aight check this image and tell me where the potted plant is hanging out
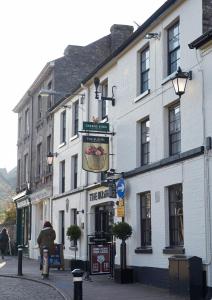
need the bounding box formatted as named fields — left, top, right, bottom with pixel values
left=112, top=221, right=134, bottom=283
left=66, top=224, right=81, bottom=270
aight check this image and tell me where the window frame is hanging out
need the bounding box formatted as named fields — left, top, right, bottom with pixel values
left=167, top=21, right=180, bottom=75
left=140, top=46, right=150, bottom=94
left=140, top=192, right=151, bottom=247
left=60, top=110, right=66, bottom=143
left=169, top=102, right=181, bottom=156
left=168, top=184, right=183, bottom=247
left=24, top=108, right=29, bottom=135
left=37, top=95, right=42, bottom=120
left=140, top=118, right=150, bottom=166
left=60, top=160, right=65, bottom=193
left=73, top=100, right=79, bottom=136
left=101, top=81, right=108, bottom=120
left=72, top=154, right=78, bottom=189
left=23, top=153, right=29, bottom=183
left=37, top=143, right=42, bottom=178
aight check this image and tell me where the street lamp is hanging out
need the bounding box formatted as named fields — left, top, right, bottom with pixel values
left=46, top=152, right=57, bottom=165
left=94, top=77, right=116, bottom=106
left=172, top=67, right=192, bottom=98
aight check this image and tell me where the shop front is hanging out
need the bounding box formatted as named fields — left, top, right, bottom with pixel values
left=13, top=191, right=31, bottom=255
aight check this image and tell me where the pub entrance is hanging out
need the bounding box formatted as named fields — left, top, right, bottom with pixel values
left=87, top=201, right=115, bottom=276
left=94, top=202, right=114, bottom=236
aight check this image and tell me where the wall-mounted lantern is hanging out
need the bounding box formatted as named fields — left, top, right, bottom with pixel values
left=94, top=77, right=116, bottom=106
left=172, top=67, right=192, bottom=98
left=46, top=152, right=57, bottom=165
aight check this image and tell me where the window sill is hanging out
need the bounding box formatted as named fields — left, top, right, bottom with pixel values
left=100, top=116, right=108, bottom=123
left=69, top=246, right=78, bottom=251
left=163, top=247, right=185, bottom=255
left=135, top=247, right=152, bottom=254
left=70, top=134, right=78, bottom=142
left=161, top=71, right=177, bottom=86
left=58, top=142, right=66, bottom=149
left=134, top=89, right=150, bottom=103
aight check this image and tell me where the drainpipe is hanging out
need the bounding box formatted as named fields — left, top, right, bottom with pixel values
left=85, top=84, right=90, bottom=269
left=195, top=49, right=212, bottom=290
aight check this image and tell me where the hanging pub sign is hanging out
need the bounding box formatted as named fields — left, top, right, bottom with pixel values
left=90, top=244, right=111, bottom=275
left=82, top=136, right=109, bottom=173
left=83, top=121, right=109, bottom=132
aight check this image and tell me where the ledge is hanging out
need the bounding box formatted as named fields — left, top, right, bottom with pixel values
left=70, top=134, right=78, bottom=142
left=134, top=89, right=150, bottom=103
left=135, top=247, right=153, bottom=254
left=163, top=247, right=185, bottom=255
left=58, top=142, right=66, bottom=149
left=124, top=146, right=204, bottom=179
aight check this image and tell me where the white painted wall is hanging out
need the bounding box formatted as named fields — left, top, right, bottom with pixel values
left=51, top=0, right=212, bottom=286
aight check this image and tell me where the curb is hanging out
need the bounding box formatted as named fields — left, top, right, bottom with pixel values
left=0, top=274, right=71, bottom=300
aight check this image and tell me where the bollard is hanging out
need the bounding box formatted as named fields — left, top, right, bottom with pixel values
left=17, top=245, right=23, bottom=276
left=42, top=248, right=49, bottom=278
left=72, top=268, right=84, bottom=300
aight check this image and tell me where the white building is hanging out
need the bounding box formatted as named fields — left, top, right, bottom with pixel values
left=51, top=0, right=212, bottom=296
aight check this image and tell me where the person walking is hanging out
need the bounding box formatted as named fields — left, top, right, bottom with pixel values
left=37, top=221, right=56, bottom=269
left=0, top=228, right=9, bottom=259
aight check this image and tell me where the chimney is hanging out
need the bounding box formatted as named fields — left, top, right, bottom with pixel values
left=64, top=45, right=83, bottom=56
left=110, top=24, right=134, bottom=52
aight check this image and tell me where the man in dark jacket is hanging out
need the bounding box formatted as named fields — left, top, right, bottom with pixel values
left=0, top=228, right=9, bottom=259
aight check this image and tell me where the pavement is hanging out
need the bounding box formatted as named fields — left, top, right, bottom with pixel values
left=0, top=256, right=189, bottom=300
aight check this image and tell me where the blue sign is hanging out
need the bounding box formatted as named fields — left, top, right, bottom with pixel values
left=116, top=178, right=125, bottom=198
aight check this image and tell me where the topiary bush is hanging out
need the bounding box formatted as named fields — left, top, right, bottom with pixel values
left=112, top=222, right=132, bottom=241
left=66, top=224, right=81, bottom=242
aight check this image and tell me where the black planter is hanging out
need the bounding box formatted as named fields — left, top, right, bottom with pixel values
left=70, top=259, right=82, bottom=271
left=114, top=268, right=134, bottom=284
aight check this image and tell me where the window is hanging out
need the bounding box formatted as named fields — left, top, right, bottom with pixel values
left=168, top=184, right=183, bottom=247
left=60, top=160, right=65, bottom=193
left=47, top=135, right=51, bottom=154
left=18, top=117, right=22, bottom=139
left=59, top=210, right=65, bottom=245
left=168, top=22, right=180, bottom=75
left=72, top=100, right=79, bottom=136
left=140, top=47, right=150, bottom=93
left=24, top=153, right=29, bottom=183
left=47, top=135, right=52, bottom=172
left=71, top=208, right=77, bottom=225
left=60, top=110, right=66, bottom=143
left=24, top=109, right=29, bottom=135
left=101, top=81, right=108, bottom=119
left=37, top=143, right=42, bottom=178
left=72, top=155, right=78, bottom=189
left=47, top=81, right=52, bottom=110
left=17, top=159, right=21, bottom=189
left=141, top=118, right=150, bottom=166
left=38, top=95, right=42, bottom=120
left=169, top=103, right=181, bottom=155
left=71, top=209, right=77, bottom=246
left=140, top=192, right=151, bottom=247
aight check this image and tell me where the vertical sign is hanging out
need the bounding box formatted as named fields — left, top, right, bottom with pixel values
left=90, top=244, right=111, bottom=274
left=82, top=136, right=109, bottom=173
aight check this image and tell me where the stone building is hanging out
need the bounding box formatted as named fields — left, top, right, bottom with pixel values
left=12, top=24, right=134, bottom=258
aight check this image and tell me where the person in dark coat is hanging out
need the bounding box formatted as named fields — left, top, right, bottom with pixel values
left=37, top=221, right=56, bottom=256
left=0, top=228, right=9, bottom=259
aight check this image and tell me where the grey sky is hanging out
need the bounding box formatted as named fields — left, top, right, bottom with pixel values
left=0, top=0, right=165, bottom=171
